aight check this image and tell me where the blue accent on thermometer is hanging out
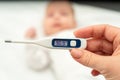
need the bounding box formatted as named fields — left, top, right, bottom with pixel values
left=52, top=39, right=81, bottom=48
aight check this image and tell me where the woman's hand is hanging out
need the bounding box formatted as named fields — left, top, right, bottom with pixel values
left=70, top=24, right=120, bottom=80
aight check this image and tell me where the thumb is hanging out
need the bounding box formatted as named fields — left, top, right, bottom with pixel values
left=70, top=49, right=106, bottom=70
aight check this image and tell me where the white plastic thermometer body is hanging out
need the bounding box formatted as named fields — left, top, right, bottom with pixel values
left=5, top=37, right=87, bottom=49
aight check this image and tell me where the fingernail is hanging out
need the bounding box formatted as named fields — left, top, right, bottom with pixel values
left=71, top=49, right=82, bottom=59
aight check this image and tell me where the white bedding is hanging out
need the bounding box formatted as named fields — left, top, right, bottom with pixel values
left=0, top=2, right=120, bottom=80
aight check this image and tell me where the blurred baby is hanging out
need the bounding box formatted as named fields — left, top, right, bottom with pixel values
left=24, top=1, right=77, bottom=70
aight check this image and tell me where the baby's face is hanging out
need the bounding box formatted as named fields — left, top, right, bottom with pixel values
left=43, top=2, right=76, bottom=36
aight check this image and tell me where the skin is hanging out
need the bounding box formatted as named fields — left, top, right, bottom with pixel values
left=25, top=27, right=36, bottom=39
left=70, top=24, right=120, bottom=80
left=25, top=2, right=76, bottom=38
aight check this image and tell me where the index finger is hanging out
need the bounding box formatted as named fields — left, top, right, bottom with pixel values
left=74, top=24, right=120, bottom=42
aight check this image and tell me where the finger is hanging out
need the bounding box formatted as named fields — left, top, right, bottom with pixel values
left=87, top=38, right=113, bottom=54
left=74, top=24, right=120, bottom=42
left=113, top=34, right=120, bottom=51
left=91, top=69, right=100, bottom=76
left=70, top=48, right=108, bottom=70
left=113, top=45, right=120, bottom=56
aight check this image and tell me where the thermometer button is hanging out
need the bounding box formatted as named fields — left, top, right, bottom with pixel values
left=70, top=40, right=76, bottom=47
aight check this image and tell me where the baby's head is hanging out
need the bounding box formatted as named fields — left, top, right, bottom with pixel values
left=43, top=1, right=76, bottom=36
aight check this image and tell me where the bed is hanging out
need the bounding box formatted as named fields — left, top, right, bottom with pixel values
left=0, top=2, right=120, bottom=80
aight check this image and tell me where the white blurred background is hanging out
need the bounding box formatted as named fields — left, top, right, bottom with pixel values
left=0, top=1, right=120, bottom=80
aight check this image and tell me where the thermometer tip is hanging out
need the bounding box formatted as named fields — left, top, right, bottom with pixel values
left=5, top=40, right=12, bottom=43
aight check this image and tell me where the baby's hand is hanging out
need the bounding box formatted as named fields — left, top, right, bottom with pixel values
left=25, top=27, right=36, bottom=39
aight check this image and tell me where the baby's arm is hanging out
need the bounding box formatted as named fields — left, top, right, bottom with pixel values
left=24, top=27, right=51, bottom=70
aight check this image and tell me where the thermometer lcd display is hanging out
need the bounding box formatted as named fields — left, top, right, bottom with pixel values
left=54, top=40, right=68, bottom=47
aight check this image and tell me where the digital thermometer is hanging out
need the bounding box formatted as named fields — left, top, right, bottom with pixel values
left=5, top=37, right=87, bottom=49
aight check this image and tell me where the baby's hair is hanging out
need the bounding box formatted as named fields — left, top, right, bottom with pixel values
left=47, top=0, right=74, bottom=15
